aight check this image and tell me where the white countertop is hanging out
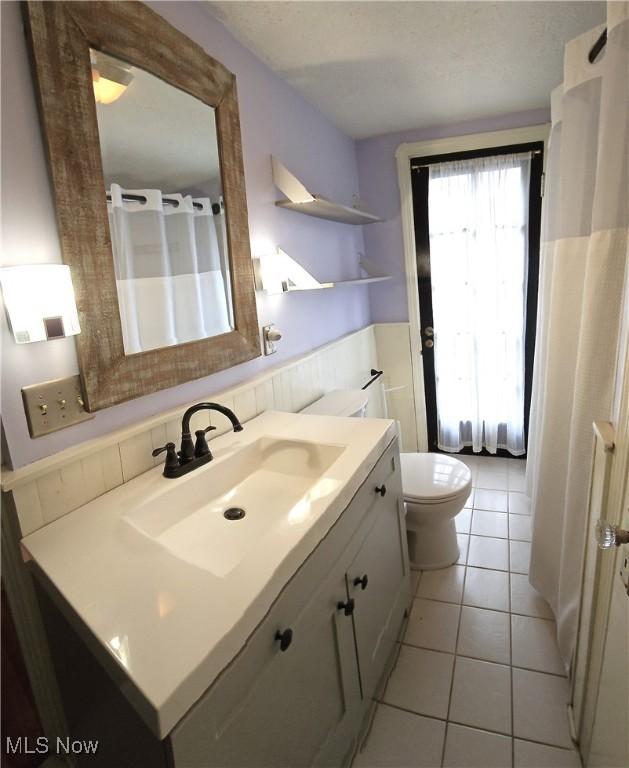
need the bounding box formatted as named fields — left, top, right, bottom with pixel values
left=23, top=411, right=396, bottom=738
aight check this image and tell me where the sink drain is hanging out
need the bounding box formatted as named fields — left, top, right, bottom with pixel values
left=224, top=507, right=246, bottom=521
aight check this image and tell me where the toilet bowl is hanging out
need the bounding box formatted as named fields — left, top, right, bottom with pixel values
left=301, top=389, right=472, bottom=569
left=400, top=452, right=471, bottom=570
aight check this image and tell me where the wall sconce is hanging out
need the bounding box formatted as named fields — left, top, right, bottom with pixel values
left=0, top=264, right=81, bottom=343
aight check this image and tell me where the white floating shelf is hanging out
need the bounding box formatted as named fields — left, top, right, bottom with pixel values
left=280, top=273, right=391, bottom=292
left=271, top=156, right=383, bottom=225
left=275, top=196, right=383, bottom=225
left=254, top=249, right=391, bottom=295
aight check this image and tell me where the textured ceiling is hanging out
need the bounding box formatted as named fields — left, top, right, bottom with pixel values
left=207, top=1, right=605, bottom=139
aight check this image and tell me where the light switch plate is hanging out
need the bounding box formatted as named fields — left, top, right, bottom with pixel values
left=22, top=375, right=94, bottom=438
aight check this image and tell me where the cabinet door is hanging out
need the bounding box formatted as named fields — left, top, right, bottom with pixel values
left=347, top=461, right=410, bottom=700
left=171, top=567, right=360, bottom=768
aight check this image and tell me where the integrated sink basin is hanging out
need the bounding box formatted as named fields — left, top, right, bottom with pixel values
left=21, top=410, right=398, bottom=736
left=125, top=436, right=346, bottom=576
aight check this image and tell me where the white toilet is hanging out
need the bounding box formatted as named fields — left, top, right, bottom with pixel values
left=301, top=389, right=472, bottom=570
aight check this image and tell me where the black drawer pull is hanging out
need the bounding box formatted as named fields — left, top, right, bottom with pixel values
left=375, top=484, right=387, bottom=497
left=337, top=598, right=355, bottom=616
left=275, top=628, right=293, bottom=651
left=353, top=574, right=369, bottom=590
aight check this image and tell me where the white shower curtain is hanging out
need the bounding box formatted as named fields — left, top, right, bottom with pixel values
left=108, top=183, right=231, bottom=354
left=527, top=2, right=628, bottom=669
left=428, top=153, right=530, bottom=455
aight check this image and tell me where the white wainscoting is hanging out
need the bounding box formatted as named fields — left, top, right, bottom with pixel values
left=374, top=322, right=421, bottom=452
left=3, top=323, right=416, bottom=538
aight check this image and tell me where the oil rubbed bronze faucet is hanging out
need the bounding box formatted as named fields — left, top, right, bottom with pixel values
left=152, top=402, right=243, bottom=478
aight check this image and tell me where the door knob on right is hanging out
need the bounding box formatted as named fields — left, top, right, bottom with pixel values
left=595, top=520, right=629, bottom=550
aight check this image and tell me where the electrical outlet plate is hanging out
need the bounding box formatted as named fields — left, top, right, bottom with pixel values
left=22, top=375, right=94, bottom=438
left=262, top=324, right=278, bottom=356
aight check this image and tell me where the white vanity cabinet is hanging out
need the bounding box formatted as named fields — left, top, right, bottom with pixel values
left=34, top=437, right=410, bottom=768
left=170, top=438, right=410, bottom=768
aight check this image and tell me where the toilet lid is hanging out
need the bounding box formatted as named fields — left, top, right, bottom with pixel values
left=400, top=453, right=471, bottom=502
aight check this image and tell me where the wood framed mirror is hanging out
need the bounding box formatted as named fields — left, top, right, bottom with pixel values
left=24, top=1, right=260, bottom=411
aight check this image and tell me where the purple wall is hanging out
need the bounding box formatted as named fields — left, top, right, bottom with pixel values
left=1, top=1, right=369, bottom=469
left=356, top=109, right=550, bottom=322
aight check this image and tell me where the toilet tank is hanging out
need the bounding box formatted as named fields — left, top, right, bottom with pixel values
left=300, top=389, right=369, bottom=418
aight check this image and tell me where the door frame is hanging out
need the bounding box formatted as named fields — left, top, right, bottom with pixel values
left=573, top=338, right=629, bottom=763
left=395, top=124, right=550, bottom=452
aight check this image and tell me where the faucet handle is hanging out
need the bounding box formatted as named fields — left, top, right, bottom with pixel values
left=151, top=442, right=179, bottom=470
left=194, top=426, right=216, bottom=458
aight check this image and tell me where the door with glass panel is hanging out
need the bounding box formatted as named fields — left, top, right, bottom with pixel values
left=411, top=144, right=543, bottom=456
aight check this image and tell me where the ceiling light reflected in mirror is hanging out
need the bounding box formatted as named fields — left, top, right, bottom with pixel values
left=91, top=50, right=133, bottom=105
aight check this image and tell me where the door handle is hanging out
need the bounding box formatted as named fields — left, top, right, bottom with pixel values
left=595, top=520, right=629, bottom=550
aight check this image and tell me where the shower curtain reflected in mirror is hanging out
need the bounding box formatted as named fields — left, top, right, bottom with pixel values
left=107, top=183, right=232, bottom=355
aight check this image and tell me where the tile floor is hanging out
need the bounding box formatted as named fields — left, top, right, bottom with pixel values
left=355, top=456, right=581, bottom=768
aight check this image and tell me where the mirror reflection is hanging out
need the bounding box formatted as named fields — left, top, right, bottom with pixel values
left=91, top=49, right=233, bottom=355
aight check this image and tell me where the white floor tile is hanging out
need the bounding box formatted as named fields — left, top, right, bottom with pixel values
left=383, top=645, right=454, bottom=719
left=464, top=490, right=475, bottom=509
left=410, top=570, right=421, bottom=595
left=457, top=534, right=470, bottom=564
left=458, top=456, right=479, bottom=476
left=511, top=615, right=565, bottom=675
left=467, top=536, right=509, bottom=571
left=474, top=489, right=509, bottom=513
left=476, top=456, right=509, bottom=469
left=508, top=492, right=531, bottom=516
left=508, top=472, right=526, bottom=493
left=456, top=508, right=472, bottom=533
left=449, top=657, right=512, bottom=734
left=354, top=703, right=446, bottom=768
left=417, top=565, right=466, bottom=604
left=476, top=470, right=509, bottom=491
left=443, top=723, right=512, bottom=768
left=457, top=606, right=511, bottom=665
left=477, top=457, right=510, bottom=471
left=463, top=568, right=510, bottom=612
left=512, top=668, right=572, bottom=748
left=509, top=541, right=531, bottom=575
left=471, top=510, right=509, bottom=538
left=510, top=574, right=553, bottom=619
left=509, top=515, right=532, bottom=542
left=513, top=740, right=580, bottom=768
left=405, top=599, right=460, bottom=653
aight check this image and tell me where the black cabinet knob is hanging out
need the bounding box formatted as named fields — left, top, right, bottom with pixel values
left=337, top=598, right=355, bottom=617
left=353, top=574, right=369, bottom=590
left=375, top=484, right=387, bottom=497
left=275, top=628, right=293, bottom=651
